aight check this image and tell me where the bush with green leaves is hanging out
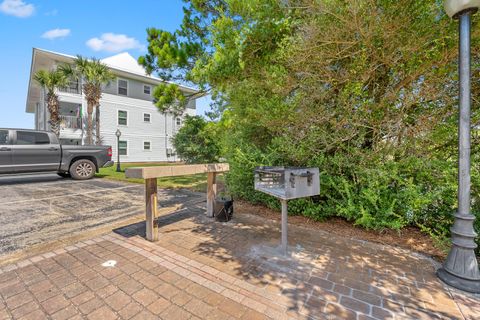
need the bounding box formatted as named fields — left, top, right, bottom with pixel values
left=172, top=115, right=221, bottom=163
left=141, top=0, right=480, bottom=253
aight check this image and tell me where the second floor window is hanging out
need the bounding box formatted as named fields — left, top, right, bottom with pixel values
left=143, top=113, right=151, bottom=123
left=118, top=110, right=128, bottom=125
left=143, top=85, right=151, bottom=95
left=118, top=79, right=128, bottom=96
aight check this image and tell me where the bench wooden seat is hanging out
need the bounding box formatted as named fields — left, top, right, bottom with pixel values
left=125, top=163, right=229, bottom=241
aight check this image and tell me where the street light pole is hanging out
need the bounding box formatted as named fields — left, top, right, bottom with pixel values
left=116, top=129, right=122, bottom=172
left=437, top=0, right=480, bottom=293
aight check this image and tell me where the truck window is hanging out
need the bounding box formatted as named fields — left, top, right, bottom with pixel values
left=0, top=130, right=8, bottom=145
left=16, top=131, right=50, bottom=145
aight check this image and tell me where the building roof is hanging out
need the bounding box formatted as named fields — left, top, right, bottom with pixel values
left=26, top=48, right=200, bottom=113
left=100, top=52, right=148, bottom=76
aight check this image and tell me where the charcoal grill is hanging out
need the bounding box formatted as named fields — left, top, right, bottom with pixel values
left=254, top=166, right=320, bottom=255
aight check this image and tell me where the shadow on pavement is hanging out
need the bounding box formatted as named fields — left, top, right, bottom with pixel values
left=112, top=201, right=475, bottom=319
left=0, top=173, right=65, bottom=185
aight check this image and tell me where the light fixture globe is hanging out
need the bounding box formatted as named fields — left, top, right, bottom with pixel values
left=115, top=129, right=121, bottom=138
left=444, top=0, right=480, bottom=18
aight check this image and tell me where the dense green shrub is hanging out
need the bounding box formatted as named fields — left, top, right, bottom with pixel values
left=226, top=140, right=480, bottom=252
left=141, top=0, right=480, bottom=253
left=171, top=115, right=221, bottom=163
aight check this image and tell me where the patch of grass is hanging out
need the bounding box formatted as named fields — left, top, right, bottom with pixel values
left=96, top=162, right=224, bottom=192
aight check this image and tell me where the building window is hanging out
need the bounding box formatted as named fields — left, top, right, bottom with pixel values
left=143, top=141, right=151, bottom=151
left=143, top=85, right=151, bottom=95
left=118, top=79, right=128, bottom=96
left=176, top=117, right=181, bottom=126
left=118, top=110, right=128, bottom=125
left=118, top=140, right=128, bottom=156
left=143, top=113, right=151, bottom=123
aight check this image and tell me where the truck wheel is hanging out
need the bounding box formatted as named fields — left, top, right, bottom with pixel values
left=57, top=172, right=71, bottom=178
left=70, top=159, right=96, bottom=180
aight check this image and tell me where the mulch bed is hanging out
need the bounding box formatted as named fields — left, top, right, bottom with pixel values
left=234, top=200, right=447, bottom=261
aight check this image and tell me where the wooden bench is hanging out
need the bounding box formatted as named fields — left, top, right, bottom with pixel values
left=125, top=163, right=230, bottom=241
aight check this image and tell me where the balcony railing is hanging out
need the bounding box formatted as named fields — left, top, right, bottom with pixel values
left=59, top=115, right=82, bottom=130
left=59, top=81, right=81, bottom=94
left=58, top=86, right=81, bottom=94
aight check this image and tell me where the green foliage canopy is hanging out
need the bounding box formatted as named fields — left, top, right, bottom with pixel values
left=142, top=0, right=480, bottom=252
left=172, top=115, right=221, bottom=163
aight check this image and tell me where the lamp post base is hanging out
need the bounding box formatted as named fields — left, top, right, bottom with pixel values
left=437, top=267, right=480, bottom=294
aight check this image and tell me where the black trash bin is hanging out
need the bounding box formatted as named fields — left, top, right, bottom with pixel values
left=213, top=197, right=233, bottom=222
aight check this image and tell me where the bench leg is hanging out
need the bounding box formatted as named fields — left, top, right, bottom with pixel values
left=281, top=199, right=288, bottom=256
left=206, top=172, right=217, bottom=217
left=145, top=178, right=158, bottom=241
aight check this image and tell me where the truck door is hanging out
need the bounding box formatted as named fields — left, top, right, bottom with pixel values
left=0, top=129, right=12, bottom=173
left=12, top=130, right=61, bottom=173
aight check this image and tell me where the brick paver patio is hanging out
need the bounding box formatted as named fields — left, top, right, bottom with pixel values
left=0, top=201, right=479, bottom=319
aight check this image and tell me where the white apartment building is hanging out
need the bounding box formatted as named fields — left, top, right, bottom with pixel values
left=25, top=48, right=199, bottom=162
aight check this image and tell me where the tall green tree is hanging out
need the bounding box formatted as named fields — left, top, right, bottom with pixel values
left=60, top=57, right=114, bottom=145
left=33, top=69, right=70, bottom=137
left=140, top=0, right=480, bottom=249
left=171, top=115, right=220, bottom=163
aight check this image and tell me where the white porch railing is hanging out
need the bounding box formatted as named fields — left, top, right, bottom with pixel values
left=58, top=80, right=81, bottom=94
left=59, top=115, right=82, bottom=130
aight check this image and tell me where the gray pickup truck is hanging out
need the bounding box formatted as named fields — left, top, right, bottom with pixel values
left=0, top=129, right=113, bottom=180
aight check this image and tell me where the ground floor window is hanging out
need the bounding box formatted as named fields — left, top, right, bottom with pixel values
left=118, top=140, right=128, bottom=155
left=143, top=141, right=151, bottom=151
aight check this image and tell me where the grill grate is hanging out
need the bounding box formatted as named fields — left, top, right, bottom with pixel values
left=254, top=166, right=319, bottom=200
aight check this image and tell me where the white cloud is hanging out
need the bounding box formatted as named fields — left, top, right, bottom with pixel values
left=86, top=33, right=144, bottom=53
left=41, top=28, right=71, bottom=40
left=0, top=0, right=34, bottom=18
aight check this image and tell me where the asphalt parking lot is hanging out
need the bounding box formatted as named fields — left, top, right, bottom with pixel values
left=0, top=174, right=203, bottom=258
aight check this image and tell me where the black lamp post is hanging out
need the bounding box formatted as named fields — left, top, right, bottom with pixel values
left=437, top=0, right=480, bottom=294
left=115, top=129, right=122, bottom=172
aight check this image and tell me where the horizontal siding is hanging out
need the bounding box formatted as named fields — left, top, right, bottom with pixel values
left=103, top=77, right=154, bottom=102
left=99, top=94, right=180, bottom=162
left=50, top=90, right=195, bottom=163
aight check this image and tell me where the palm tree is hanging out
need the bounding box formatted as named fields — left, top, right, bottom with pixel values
left=33, top=69, right=70, bottom=137
left=60, top=56, right=114, bottom=145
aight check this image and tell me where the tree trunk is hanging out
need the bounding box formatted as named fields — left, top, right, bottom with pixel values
left=86, top=102, right=93, bottom=145
left=95, top=105, right=101, bottom=145
left=47, top=93, right=60, bottom=138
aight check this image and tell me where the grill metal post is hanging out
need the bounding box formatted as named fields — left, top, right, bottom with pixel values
left=437, top=7, right=480, bottom=293
left=254, top=166, right=320, bottom=256
left=281, top=199, right=288, bottom=256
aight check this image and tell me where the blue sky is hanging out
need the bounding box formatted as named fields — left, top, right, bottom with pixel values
left=0, top=0, right=211, bottom=129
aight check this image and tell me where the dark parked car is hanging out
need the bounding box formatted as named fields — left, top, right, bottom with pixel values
left=0, top=129, right=113, bottom=180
